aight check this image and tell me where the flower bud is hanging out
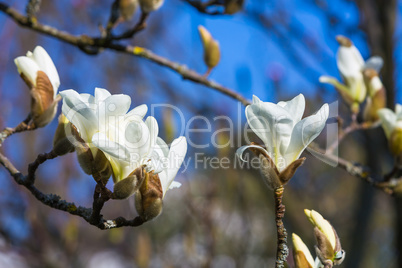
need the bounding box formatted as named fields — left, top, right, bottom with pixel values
left=135, top=172, right=163, bottom=222
left=112, top=166, right=145, bottom=199
left=139, top=0, right=164, bottom=14
left=52, top=114, right=75, bottom=156
left=292, top=233, right=314, bottom=268
left=198, top=26, right=221, bottom=71
left=389, top=127, right=402, bottom=157
left=76, top=146, right=112, bottom=183
left=119, top=0, right=138, bottom=21
left=363, top=68, right=386, bottom=122
left=305, top=209, right=345, bottom=266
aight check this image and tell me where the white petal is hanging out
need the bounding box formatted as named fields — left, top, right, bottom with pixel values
left=277, top=94, right=305, bottom=124
left=162, top=136, right=187, bottom=196
left=31, top=46, right=60, bottom=92
left=156, top=137, right=169, bottom=157
left=337, top=45, right=365, bottom=78
left=126, top=104, right=148, bottom=119
left=395, top=104, right=402, bottom=120
left=94, top=87, right=111, bottom=103
left=14, top=57, right=40, bottom=86
left=377, top=108, right=397, bottom=139
left=364, top=56, right=383, bottom=73
left=252, top=95, right=262, bottom=104
left=285, top=103, right=329, bottom=165
left=92, top=132, right=132, bottom=162
left=60, top=89, right=98, bottom=142
left=245, top=100, right=294, bottom=163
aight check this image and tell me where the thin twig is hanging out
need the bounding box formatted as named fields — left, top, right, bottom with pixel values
left=0, top=114, right=33, bottom=145
left=0, top=152, right=144, bottom=229
left=274, top=186, right=288, bottom=268
left=0, top=2, right=250, bottom=106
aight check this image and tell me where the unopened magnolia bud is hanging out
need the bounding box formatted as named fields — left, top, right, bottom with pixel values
left=135, top=172, right=163, bottom=222
left=112, top=166, right=145, bottom=199
left=53, top=115, right=75, bottom=156
left=139, top=0, right=164, bottom=13
left=389, top=127, right=402, bottom=156
left=119, top=0, right=138, bottom=21
left=224, top=0, right=244, bottom=14
left=292, top=233, right=314, bottom=268
left=198, top=26, right=221, bottom=70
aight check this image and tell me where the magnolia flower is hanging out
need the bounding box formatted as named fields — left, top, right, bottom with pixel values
left=292, top=233, right=315, bottom=268
left=60, top=87, right=146, bottom=180
left=14, top=46, right=61, bottom=127
left=134, top=136, right=187, bottom=221
left=319, top=36, right=383, bottom=114
left=305, top=209, right=345, bottom=267
left=378, top=104, right=402, bottom=156
left=237, top=94, right=328, bottom=189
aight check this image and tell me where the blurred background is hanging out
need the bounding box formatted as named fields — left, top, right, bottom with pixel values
left=0, top=0, right=401, bottom=267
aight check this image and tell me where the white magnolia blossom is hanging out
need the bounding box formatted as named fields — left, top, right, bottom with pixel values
left=238, top=94, right=329, bottom=171
left=377, top=104, right=402, bottom=140
left=319, top=36, right=383, bottom=106
left=14, top=46, right=60, bottom=98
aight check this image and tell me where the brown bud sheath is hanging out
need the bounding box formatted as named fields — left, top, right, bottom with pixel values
left=135, top=172, right=163, bottom=221
left=52, top=115, right=75, bottom=156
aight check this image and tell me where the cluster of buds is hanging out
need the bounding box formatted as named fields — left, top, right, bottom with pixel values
left=237, top=94, right=329, bottom=190
left=292, top=210, right=345, bottom=268
left=320, top=36, right=386, bottom=122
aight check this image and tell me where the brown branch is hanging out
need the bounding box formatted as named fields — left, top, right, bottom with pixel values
left=274, top=186, right=288, bottom=268
left=0, top=151, right=144, bottom=229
